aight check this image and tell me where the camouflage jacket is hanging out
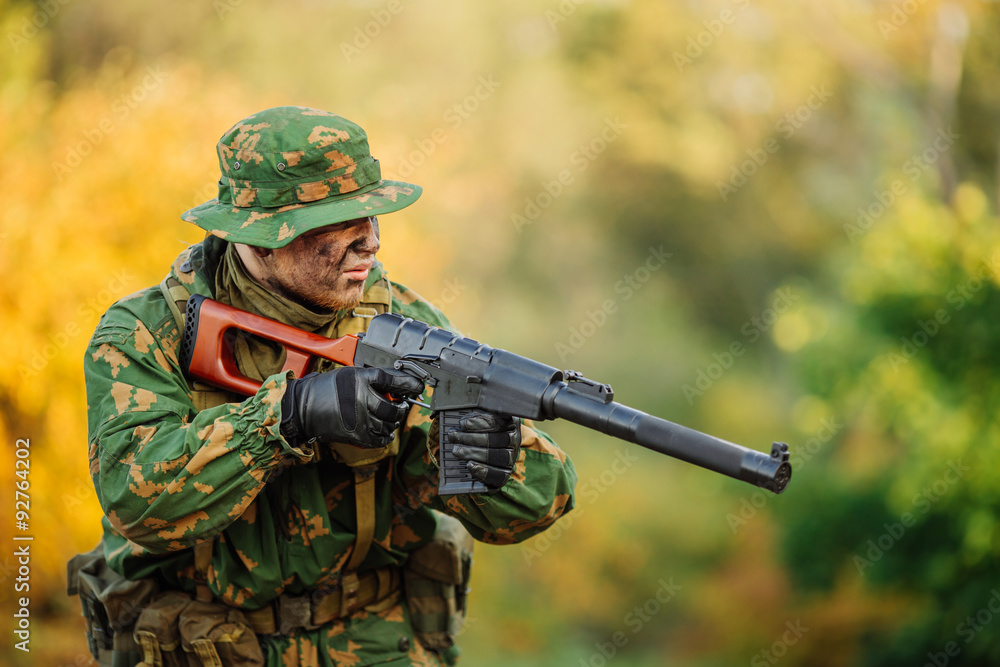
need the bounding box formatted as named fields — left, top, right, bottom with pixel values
left=84, top=236, right=577, bottom=665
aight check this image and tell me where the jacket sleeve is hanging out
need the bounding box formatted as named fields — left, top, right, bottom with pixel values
left=85, top=289, right=310, bottom=554
left=389, top=283, right=578, bottom=544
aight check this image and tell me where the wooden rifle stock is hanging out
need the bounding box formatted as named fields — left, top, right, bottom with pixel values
left=179, top=294, right=360, bottom=394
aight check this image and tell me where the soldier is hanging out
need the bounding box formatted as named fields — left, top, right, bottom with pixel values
left=70, top=106, right=577, bottom=666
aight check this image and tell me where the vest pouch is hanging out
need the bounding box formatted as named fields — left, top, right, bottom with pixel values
left=133, top=591, right=192, bottom=667
left=134, top=593, right=265, bottom=667
left=403, top=512, right=474, bottom=652
left=178, top=599, right=265, bottom=667
left=67, top=542, right=159, bottom=667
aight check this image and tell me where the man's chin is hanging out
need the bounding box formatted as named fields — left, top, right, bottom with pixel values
left=302, top=283, right=365, bottom=313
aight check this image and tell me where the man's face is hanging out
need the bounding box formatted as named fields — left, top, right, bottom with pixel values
left=259, top=216, right=380, bottom=312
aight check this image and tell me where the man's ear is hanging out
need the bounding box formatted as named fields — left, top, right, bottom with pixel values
left=233, top=243, right=275, bottom=283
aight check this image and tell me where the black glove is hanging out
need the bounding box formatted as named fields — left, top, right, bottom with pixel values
left=447, top=411, right=522, bottom=491
left=280, top=367, right=424, bottom=449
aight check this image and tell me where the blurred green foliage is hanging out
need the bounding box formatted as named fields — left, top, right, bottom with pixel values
left=1, top=0, right=999, bottom=665
left=778, top=184, right=1000, bottom=665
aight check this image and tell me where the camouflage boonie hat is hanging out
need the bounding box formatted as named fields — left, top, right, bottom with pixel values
left=182, top=106, right=421, bottom=248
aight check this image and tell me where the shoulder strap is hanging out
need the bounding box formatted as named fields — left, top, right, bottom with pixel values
left=338, top=464, right=379, bottom=617
left=159, top=275, right=235, bottom=412
left=160, top=275, right=220, bottom=602
left=158, top=275, right=191, bottom=333
left=346, top=465, right=378, bottom=572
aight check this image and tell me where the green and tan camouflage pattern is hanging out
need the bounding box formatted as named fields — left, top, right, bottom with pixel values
left=255, top=602, right=458, bottom=666
left=182, top=107, right=422, bottom=249
left=84, top=236, right=577, bottom=666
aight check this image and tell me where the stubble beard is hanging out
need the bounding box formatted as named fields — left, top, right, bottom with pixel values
left=265, top=255, right=367, bottom=313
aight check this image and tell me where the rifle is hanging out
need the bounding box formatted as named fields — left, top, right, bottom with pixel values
left=179, top=295, right=792, bottom=495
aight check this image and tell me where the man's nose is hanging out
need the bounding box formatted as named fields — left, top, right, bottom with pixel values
left=353, top=217, right=380, bottom=254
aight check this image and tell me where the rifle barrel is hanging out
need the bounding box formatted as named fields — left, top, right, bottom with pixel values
left=546, top=384, right=791, bottom=493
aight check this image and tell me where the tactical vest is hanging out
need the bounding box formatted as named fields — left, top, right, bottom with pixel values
left=159, top=266, right=472, bottom=652
left=68, top=264, right=472, bottom=666
left=158, top=266, right=399, bottom=603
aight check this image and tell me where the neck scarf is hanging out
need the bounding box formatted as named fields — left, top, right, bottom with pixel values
left=214, top=245, right=352, bottom=381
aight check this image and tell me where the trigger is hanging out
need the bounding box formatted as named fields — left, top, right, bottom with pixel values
left=392, top=360, right=434, bottom=409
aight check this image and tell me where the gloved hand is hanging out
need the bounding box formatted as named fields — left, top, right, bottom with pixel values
left=280, top=367, right=424, bottom=449
left=447, top=411, right=522, bottom=491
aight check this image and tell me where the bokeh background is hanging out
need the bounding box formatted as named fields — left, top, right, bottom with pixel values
left=2, top=0, right=1000, bottom=665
